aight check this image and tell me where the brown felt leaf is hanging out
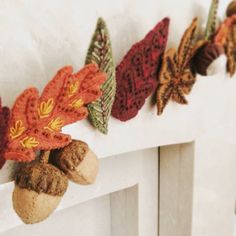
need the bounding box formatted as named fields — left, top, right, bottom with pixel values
left=157, top=18, right=200, bottom=115
left=214, top=15, right=236, bottom=77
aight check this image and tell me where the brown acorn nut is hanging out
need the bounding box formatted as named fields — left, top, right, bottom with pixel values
left=191, top=42, right=224, bottom=75
left=50, top=140, right=99, bottom=185
left=13, top=162, right=68, bottom=224
left=226, top=1, right=236, bottom=17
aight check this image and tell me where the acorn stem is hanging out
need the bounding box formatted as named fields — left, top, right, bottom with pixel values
left=39, top=151, right=50, bottom=164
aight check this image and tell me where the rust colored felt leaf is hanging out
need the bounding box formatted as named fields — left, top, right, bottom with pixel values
left=111, top=17, right=170, bottom=121
left=214, top=15, right=236, bottom=77
left=4, top=64, right=106, bottom=162
left=156, top=18, right=203, bottom=115
left=0, top=98, right=10, bottom=169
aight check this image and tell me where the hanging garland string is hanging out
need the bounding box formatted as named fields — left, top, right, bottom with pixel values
left=0, top=0, right=234, bottom=225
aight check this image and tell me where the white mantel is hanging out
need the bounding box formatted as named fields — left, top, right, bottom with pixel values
left=0, top=0, right=235, bottom=235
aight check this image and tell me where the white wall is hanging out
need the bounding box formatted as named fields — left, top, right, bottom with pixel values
left=0, top=0, right=235, bottom=235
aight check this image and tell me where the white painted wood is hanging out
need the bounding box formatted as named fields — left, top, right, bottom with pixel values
left=0, top=0, right=235, bottom=235
left=159, top=142, right=194, bottom=236
left=2, top=194, right=112, bottom=236
left=0, top=0, right=235, bottom=184
left=0, top=147, right=158, bottom=235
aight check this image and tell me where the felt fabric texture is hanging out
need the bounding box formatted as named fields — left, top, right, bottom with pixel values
left=15, top=162, right=68, bottom=196
left=214, top=15, right=236, bottom=77
left=191, top=42, right=224, bottom=75
left=156, top=18, right=204, bottom=115
left=226, top=1, right=236, bottom=17
left=0, top=99, right=10, bottom=169
left=4, top=64, right=106, bottom=162
left=50, top=140, right=98, bottom=185
left=86, top=18, right=116, bottom=134
left=13, top=186, right=62, bottom=224
left=205, top=0, right=219, bottom=40
left=111, top=17, right=169, bottom=121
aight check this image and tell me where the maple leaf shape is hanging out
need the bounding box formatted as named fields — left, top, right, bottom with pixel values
left=0, top=98, right=10, bottom=169
left=85, top=17, right=116, bottom=134
left=156, top=18, right=204, bottom=115
left=111, top=17, right=170, bottom=121
left=4, top=64, right=106, bottom=162
left=214, top=15, right=236, bottom=77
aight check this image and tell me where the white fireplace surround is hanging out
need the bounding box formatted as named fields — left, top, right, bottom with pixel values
left=0, top=0, right=236, bottom=235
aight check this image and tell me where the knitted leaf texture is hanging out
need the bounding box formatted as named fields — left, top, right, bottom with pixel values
left=214, top=15, right=236, bottom=77
left=111, top=17, right=170, bottom=121
left=4, top=64, right=106, bottom=162
left=0, top=98, right=10, bottom=169
left=205, top=0, right=219, bottom=40
left=85, top=18, right=116, bottom=134
left=157, top=18, right=204, bottom=115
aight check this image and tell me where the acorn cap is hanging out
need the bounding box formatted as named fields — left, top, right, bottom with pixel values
left=191, top=42, right=224, bottom=75
left=15, top=162, right=68, bottom=196
left=50, top=140, right=99, bottom=185
left=226, top=1, right=236, bottom=17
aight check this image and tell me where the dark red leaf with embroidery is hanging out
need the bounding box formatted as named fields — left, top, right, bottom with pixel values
left=0, top=98, right=10, bottom=169
left=111, top=17, right=170, bottom=121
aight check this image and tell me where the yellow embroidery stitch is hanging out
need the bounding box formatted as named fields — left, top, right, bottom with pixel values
left=70, top=99, right=84, bottom=108
left=10, top=120, right=25, bottom=139
left=20, top=137, right=39, bottom=148
left=45, top=117, right=64, bottom=132
left=68, top=81, right=80, bottom=97
left=38, top=98, right=54, bottom=118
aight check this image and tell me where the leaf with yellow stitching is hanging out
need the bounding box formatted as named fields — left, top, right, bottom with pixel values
left=4, top=64, right=105, bottom=162
left=85, top=18, right=116, bottom=134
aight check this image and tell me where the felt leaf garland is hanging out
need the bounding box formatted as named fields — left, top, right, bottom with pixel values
left=111, top=17, right=170, bottom=121
left=0, top=99, right=10, bottom=169
left=85, top=18, right=116, bottom=134
left=156, top=18, right=204, bottom=115
left=191, top=0, right=223, bottom=76
left=214, top=15, right=236, bottom=77
left=205, top=0, right=219, bottom=40
left=4, top=64, right=106, bottom=162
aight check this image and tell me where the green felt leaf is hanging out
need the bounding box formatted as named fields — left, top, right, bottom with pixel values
left=85, top=17, right=116, bottom=134
left=205, top=0, right=219, bottom=40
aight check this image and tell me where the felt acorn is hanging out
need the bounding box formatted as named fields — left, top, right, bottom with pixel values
left=226, top=1, right=236, bottom=17
left=191, top=42, right=224, bottom=75
left=50, top=140, right=99, bottom=185
left=13, top=151, right=68, bottom=224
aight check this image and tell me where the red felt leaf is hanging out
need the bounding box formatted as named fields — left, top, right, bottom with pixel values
left=0, top=98, right=10, bottom=168
left=111, top=17, right=170, bottom=121
left=4, top=64, right=106, bottom=162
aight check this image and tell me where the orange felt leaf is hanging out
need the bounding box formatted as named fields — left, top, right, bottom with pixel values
left=38, top=63, right=106, bottom=128
left=4, top=64, right=105, bottom=162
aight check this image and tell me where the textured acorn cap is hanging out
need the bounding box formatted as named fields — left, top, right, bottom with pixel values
left=50, top=140, right=99, bottom=185
left=13, top=186, right=62, bottom=224
left=15, top=162, right=68, bottom=196
left=226, top=1, right=236, bottom=17
left=191, top=42, right=224, bottom=75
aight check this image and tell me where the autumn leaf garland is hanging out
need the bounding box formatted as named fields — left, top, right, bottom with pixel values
left=156, top=18, right=205, bottom=115
left=3, top=64, right=106, bottom=163
left=85, top=18, right=116, bottom=134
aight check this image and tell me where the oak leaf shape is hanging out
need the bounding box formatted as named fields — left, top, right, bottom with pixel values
left=4, top=64, right=106, bottom=162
